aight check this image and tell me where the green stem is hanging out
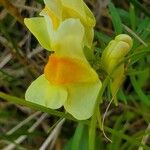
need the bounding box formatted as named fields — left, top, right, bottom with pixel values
left=88, top=76, right=110, bottom=150
left=89, top=110, right=97, bottom=150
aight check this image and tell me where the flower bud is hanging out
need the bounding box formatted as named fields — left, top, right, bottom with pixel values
left=101, top=34, right=133, bottom=105
left=101, top=34, right=133, bottom=74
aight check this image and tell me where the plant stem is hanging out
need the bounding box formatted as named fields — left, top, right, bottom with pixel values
left=89, top=76, right=110, bottom=150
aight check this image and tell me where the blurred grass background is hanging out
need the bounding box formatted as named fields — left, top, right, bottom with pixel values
left=0, top=0, right=150, bottom=149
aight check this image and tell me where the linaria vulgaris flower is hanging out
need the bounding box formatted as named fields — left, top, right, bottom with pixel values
left=24, top=0, right=95, bottom=50
left=24, top=1, right=101, bottom=120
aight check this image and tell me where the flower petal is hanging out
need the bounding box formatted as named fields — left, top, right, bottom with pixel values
left=63, top=0, right=86, bottom=21
left=52, top=18, right=86, bottom=61
left=62, top=0, right=95, bottom=48
left=83, top=3, right=96, bottom=27
left=44, top=0, right=62, bottom=20
left=44, top=55, right=99, bottom=85
left=84, top=27, right=94, bottom=48
left=64, top=81, right=102, bottom=120
left=25, top=75, right=67, bottom=109
left=24, top=17, right=51, bottom=51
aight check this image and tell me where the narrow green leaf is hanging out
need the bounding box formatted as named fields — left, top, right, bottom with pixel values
left=71, top=123, right=84, bottom=150
left=130, top=75, right=150, bottom=106
left=109, top=116, right=124, bottom=150
left=117, top=8, right=130, bottom=26
left=108, top=1, right=123, bottom=34
left=95, top=31, right=112, bottom=46
left=118, top=89, right=127, bottom=104
left=105, top=127, right=150, bottom=150
left=89, top=112, right=97, bottom=150
left=129, top=0, right=150, bottom=17
left=63, top=138, right=73, bottom=150
left=0, top=92, right=75, bottom=121
left=129, top=3, right=137, bottom=30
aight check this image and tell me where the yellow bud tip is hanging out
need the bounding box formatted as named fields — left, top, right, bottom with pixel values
left=115, top=34, right=133, bottom=50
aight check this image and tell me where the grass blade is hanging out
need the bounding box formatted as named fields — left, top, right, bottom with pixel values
left=108, top=1, right=123, bottom=34
left=0, top=92, right=75, bottom=121
left=71, top=123, right=84, bottom=150
left=130, top=75, right=150, bottom=106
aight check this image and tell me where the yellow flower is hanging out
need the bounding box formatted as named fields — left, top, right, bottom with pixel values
left=25, top=18, right=101, bottom=120
left=44, top=0, right=96, bottom=48
left=101, top=34, right=133, bottom=103
left=24, top=0, right=95, bottom=50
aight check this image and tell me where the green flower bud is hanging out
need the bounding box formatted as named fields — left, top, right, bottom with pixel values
left=101, top=34, right=133, bottom=74
left=101, top=34, right=133, bottom=105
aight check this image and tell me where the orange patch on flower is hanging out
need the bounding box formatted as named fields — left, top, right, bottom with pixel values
left=44, top=54, right=96, bottom=85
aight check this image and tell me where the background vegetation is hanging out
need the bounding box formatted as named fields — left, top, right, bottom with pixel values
left=0, top=0, right=150, bottom=149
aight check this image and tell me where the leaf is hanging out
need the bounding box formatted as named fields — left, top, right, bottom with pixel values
left=129, top=0, right=150, bottom=17
left=130, top=75, right=150, bottom=106
left=88, top=112, right=97, bottom=150
left=105, top=127, right=150, bottom=150
left=129, top=3, right=137, bottom=30
left=108, top=1, right=123, bottom=34
left=71, top=123, right=84, bottom=150
left=118, top=89, right=127, bottom=104
left=0, top=91, right=74, bottom=121
left=108, top=116, right=124, bottom=150
left=95, top=31, right=112, bottom=49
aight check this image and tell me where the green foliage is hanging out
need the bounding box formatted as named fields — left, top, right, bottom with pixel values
left=108, top=1, right=123, bottom=34
left=0, top=0, right=150, bottom=149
